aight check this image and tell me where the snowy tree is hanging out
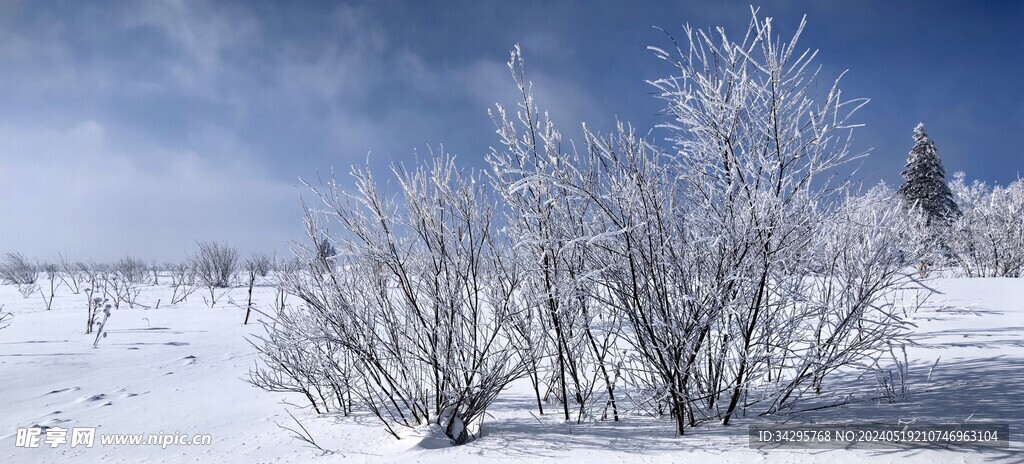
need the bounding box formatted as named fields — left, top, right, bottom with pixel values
left=898, top=123, right=960, bottom=225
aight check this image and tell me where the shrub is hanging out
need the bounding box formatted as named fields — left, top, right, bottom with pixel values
left=111, top=256, right=149, bottom=308
left=947, top=173, right=1024, bottom=277
left=189, top=241, right=239, bottom=289
left=261, top=156, right=523, bottom=445
left=0, top=252, right=37, bottom=285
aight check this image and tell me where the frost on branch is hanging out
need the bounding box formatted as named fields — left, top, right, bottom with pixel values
left=487, top=44, right=623, bottom=424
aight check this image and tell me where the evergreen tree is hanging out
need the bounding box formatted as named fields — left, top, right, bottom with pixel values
left=898, top=123, right=960, bottom=224
left=316, top=235, right=336, bottom=263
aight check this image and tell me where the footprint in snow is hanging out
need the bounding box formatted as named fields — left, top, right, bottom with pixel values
left=76, top=394, right=106, bottom=403
left=36, top=418, right=71, bottom=427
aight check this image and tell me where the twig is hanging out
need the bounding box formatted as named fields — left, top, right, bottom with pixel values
left=274, top=409, right=334, bottom=456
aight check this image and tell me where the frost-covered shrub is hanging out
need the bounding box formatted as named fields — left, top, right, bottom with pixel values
left=81, top=261, right=114, bottom=307
left=608, top=11, right=917, bottom=432
left=114, top=256, right=149, bottom=284
left=189, top=241, right=239, bottom=288
left=150, top=262, right=161, bottom=285
left=248, top=305, right=359, bottom=416
left=167, top=262, right=198, bottom=304
left=17, top=283, right=38, bottom=299
left=189, top=241, right=239, bottom=307
left=248, top=253, right=273, bottom=278
left=487, top=12, right=919, bottom=435
left=947, top=173, right=1024, bottom=277
left=240, top=256, right=263, bottom=324
left=1, top=252, right=37, bottom=285
left=263, top=156, right=522, bottom=445
left=255, top=10, right=927, bottom=444
left=763, top=185, right=921, bottom=414
left=56, top=253, right=85, bottom=294
left=84, top=296, right=104, bottom=334
left=111, top=256, right=148, bottom=308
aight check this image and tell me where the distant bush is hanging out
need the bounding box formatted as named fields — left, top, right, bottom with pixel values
left=189, top=241, right=239, bottom=289
left=114, top=256, right=150, bottom=285
left=947, top=173, right=1024, bottom=277
left=0, top=252, right=37, bottom=285
left=167, top=262, right=198, bottom=304
left=111, top=256, right=149, bottom=308
left=189, top=241, right=239, bottom=307
left=248, top=253, right=273, bottom=278
left=56, top=253, right=84, bottom=294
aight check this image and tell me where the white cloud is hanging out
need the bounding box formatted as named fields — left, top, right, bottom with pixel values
left=68, top=120, right=106, bottom=145
left=122, top=0, right=260, bottom=94
left=0, top=120, right=303, bottom=262
left=0, top=1, right=612, bottom=262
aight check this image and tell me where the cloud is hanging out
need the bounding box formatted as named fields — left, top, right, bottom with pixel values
left=0, top=120, right=303, bottom=262
left=0, top=1, right=613, bottom=261
left=121, top=0, right=261, bottom=96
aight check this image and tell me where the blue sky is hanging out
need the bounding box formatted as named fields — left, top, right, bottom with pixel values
left=1, top=0, right=1021, bottom=261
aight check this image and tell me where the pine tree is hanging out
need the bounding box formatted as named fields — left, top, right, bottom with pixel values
left=898, top=123, right=960, bottom=224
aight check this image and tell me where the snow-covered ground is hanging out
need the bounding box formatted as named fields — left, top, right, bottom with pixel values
left=1, top=277, right=1021, bottom=463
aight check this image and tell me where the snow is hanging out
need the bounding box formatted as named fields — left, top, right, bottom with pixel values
left=1, top=276, right=1021, bottom=463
